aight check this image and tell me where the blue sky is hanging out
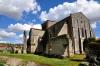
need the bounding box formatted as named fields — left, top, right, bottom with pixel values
left=0, top=0, right=100, bottom=44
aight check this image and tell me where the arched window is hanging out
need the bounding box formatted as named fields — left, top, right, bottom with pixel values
left=81, top=28, right=84, bottom=37
left=90, top=31, right=92, bottom=37
left=85, top=30, right=87, bottom=38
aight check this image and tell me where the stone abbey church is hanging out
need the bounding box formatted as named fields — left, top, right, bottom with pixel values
left=24, top=12, right=94, bottom=57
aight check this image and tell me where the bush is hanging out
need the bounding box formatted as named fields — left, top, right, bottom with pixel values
left=79, top=62, right=89, bottom=66
left=96, top=39, right=100, bottom=43
left=83, top=38, right=95, bottom=44
left=83, top=37, right=96, bottom=51
left=87, top=38, right=96, bottom=42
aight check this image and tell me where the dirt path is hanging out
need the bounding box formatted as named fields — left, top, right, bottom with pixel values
left=0, top=56, right=50, bottom=66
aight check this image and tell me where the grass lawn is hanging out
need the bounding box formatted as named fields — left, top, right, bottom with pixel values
left=69, top=54, right=86, bottom=66
left=0, top=63, right=4, bottom=66
left=0, top=53, right=85, bottom=66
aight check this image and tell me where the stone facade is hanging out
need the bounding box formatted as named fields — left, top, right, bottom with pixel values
left=27, top=12, right=94, bottom=57
left=23, top=31, right=27, bottom=53
left=46, top=35, right=69, bottom=56
left=27, top=28, right=44, bottom=53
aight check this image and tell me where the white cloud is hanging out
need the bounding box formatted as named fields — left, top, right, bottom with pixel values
left=0, top=0, right=40, bottom=19
left=40, top=0, right=100, bottom=28
left=0, top=40, right=7, bottom=43
left=6, top=23, right=42, bottom=43
left=19, top=33, right=29, bottom=39
left=96, top=36, right=99, bottom=38
left=19, top=34, right=23, bottom=39
left=16, top=34, right=23, bottom=44
left=91, top=22, right=97, bottom=29
left=14, top=33, right=29, bottom=44
left=33, top=24, right=42, bottom=29
left=0, top=29, right=16, bottom=39
left=32, top=5, right=41, bottom=14
left=8, top=23, right=42, bottom=32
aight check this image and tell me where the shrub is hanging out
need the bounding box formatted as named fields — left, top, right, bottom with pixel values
left=87, top=37, right=96, bottom=42
left=96, top=39, right=100, bottom=43
left=79, top=62, right=89, bottom=66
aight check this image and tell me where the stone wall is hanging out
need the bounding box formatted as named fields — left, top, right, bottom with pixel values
left=46, top=35, right=69, bottom=57
left=23, top=31, right=27, bottom=54
left=27, top=28, right=44, bottom=53
left=42, top=20, right=56, bottom=30
left=26, top=12, right=94, bottom=57
left=58, top=23, right=68, bottom=36
left=69, top=12, right=94, bottom=54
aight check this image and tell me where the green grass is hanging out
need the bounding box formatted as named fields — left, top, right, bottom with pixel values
left=0, top=53, right=85, bottom=66
left=0, top=56, right=6, bottom=66
left=0, top=53, right=68, bottom=66
left=0, top=63, right=4, bottom=66
left=69, top=54, right=86, bottom=66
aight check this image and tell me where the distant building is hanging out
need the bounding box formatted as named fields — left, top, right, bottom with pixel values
left=27, top=12, right=95, bottom=57
left=0, top=43, right=23, bottom=53
left=14, top=45, right=23, bottom=54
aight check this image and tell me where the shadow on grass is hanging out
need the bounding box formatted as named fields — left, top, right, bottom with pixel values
left=34, top=53, right=64, bottom=59
left=70, top=59, right=85, bottom=62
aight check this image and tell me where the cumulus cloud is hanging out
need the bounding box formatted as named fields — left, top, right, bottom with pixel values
left=19, top=33, right=29, bottom=39
left=16, top=34, right=23, bottom=44
left=0, top=40, right=7, bottom=43
left=32, top=5, right=41, bottom=14
left=0, top=29, right=16, bottom=39
left=8, top=23, right=42, bottom=32
left=0, top=0, right=40, bottom=19
left=19, top=34, right=23, bottom=39
left=14, top=33, right=29, bottom=44
left=6, top=23, right=41, bottom=43
left=91, top=22, right=97, bottom=29
left=33, top=24, right=42, bottom=29
left=40, top=0, right=100, bottom=28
